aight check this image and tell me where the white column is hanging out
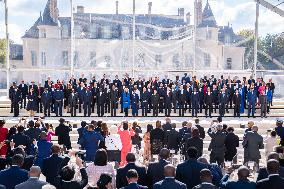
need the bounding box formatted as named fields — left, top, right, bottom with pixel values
left=4, top=0, right=9, bottom=97
left=132, top=0, right=136, bottom=78
left=253, top=2, right=259, bottom=79
left=70, top=0, right=74, bottom=77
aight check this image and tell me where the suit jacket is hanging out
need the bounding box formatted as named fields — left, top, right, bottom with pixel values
left=256, top=175, right=284, bottom=189
left=55, top=124, right=72, bottom=147
left=147, top=159, right=169, bottom=187
left=242, top=131, right=264, bottom=160
left=192, top=183, right=218, bottom=189
left=220, top=174, right=256, bottom=189
left=56, top=168, right=88, bottom=189
left=162, top=123, right=172, bottom=131
left=15, top=178, right=47, bottom=189
left=165, top=129, right=181, bottom=151
left=195, top=125, right=205, bottom=139
left=186, top=137, right=203, bottom=158
left=116, top=163, right=147, bottom=189
left=153, top=178, right=187, bottom=189
left=42, top=154, right=70, bottom=186
left=0, top=166, right=28, bottom=189
left=121, top=183, right=148, bottom=189
left=257, top=167, right=284, bottom=181
left=176, top=159, right=208, bottom=189
left=207, top=129, right=226, bottom=154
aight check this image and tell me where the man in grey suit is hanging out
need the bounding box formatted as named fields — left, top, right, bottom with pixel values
left=15, top=166, right=47, bottom=189
left=193, top=169, right=218, bottom=189
left=242, top=125, right=264, bottom=166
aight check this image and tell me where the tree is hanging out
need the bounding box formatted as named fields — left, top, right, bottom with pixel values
left=237, top=29, right=255, bottom=69
left=0, top=39, right=6, bottom=66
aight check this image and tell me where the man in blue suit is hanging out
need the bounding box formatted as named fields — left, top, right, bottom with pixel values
left=121, top=169, right=148, bottom=189
left=220, top=166, right=256, bottom=189
left=79, top=124, right=104, bottom=161
left=83, top=88, right=93, bottom=117
left=33, top=132, right=53, bottom=169
left=247, top=87, right=257, bottom=118
left=153, top=165, right=187, bottom=189
left=0, top=154, right=28, bottom=189
left=53, top=86, right=64, bottom=117
left=42, top=144, right=70, bottom=186
left=41, top=88, right=52, bottom=117
left=176, top=147, right=207, bottom=189
left=132, top=89, right=140, bottom=117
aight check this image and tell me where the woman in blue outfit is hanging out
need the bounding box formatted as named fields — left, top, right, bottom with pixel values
left=265, top=85, right=273, bottom=113
left=122, top=88, right=131, bottom=117
left=26, top=88, right=38, bottom=117
left=239, top=86, right=245, bottom=114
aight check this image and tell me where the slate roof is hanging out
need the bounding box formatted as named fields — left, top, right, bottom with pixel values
left=198, top=0, right=217, bottom=28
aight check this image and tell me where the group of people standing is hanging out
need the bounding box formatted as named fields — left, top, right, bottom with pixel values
left=9, top=73, right=275, bottom=118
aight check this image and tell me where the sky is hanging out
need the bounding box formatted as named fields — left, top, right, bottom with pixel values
left=0, top=0, right=283, bottom=44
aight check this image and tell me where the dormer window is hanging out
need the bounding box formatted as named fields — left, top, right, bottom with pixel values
left=40, top=28, right=46, bottom=38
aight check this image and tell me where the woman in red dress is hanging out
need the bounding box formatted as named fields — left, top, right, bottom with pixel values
left=0, top=120, right=8, bottom=156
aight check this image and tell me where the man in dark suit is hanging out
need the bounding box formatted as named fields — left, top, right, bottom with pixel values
left=140, top=87, right=149, bottom=117
left=42, top=144, right=70, bottom=186
left=247, top=87, right=257, bottom=118
left=56, top=156, right=88, bottom=189
left=0, top=154, right=29, bottom=189
left=153, top=165, right=187, bottom=189
left=224, top=127, right=239, bottom=161
left=204, top=88, right=213, bottom=118
left=96, top=88, right=105, bottom=117
left=164, top=87, right=172, bottom=117
left=256, top=160, right=284, bottom=189
left=116, top=153, right=147, bottom=189
left=68, top=89, right=78, bottom=117
left=220, top=166, right=256, bottom=189
left=178, top=86, right=187, bottom=117
left=121, top=169, right=148, bottom=189
left=10, top=126, right=31, bottom=152
left=55, top=118, right=72, bottom=150
left=82, top=88, right=93, bottom=117
left=233, top=89, right=241, bottom=118
left=41, top=88, right=52, bottom=117
left=162, top=118, right=172, bottom=131
left=219, top=88, right=227, bottom=117
left=257, top=152, right=284, bottom=181
left=194, top=119, right=205, bottom=139
left=191, top=88, right=199, bottom=117
left=11, top=86, right=21, bottom=117
left=192, top=169, right=218, bottom=189
left=151, top=90, right=160, bottom=117
left=18, top=80, right=28, bottom=109
left=165, top=123, right=181, bottom=153
left=110, top=85, right=119, bottom=117
left=176, top=147, right=207, bottom=189
left=147, top=148, right=170, bottom=188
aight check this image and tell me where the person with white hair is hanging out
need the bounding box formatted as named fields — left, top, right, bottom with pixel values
left=42, top=185, right=56, bottom=189
left=105, top=125, right=122, bottom=163
left=15, top=166, right=47, bottom=189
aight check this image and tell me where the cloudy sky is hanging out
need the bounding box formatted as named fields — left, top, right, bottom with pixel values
left=0, top=0, right=283, bottom=44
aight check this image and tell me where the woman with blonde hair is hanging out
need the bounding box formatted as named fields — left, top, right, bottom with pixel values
left=105, top=125, right=122, bottom=164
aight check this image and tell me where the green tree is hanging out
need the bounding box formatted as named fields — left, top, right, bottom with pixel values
left=0, top=39, right=6, bottom=65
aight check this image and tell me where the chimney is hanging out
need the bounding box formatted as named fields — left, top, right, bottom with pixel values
left=77, top=6, right=84, bottom=13
left=178, top=8, right=185, bottom=17
left=148, top=2, right=152, bottom=15
left=186, top=12, right=191, bottom=24
left=116, top=1, right=119, bottom=14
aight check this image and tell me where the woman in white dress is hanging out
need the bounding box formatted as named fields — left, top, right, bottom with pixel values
left=105, top=125, right=122, bottom=164
left=86, top=149, right=116, bottom=188
left=265, top=130, right=278, bottom=157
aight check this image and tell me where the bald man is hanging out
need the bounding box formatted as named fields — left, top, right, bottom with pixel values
left=153, top=165, right=187, bottom=189
left=220, top=166, right=256, bottom=189
left=256, top=160, right=284, bottom=189
left=15, top=166, right=47, bottom=189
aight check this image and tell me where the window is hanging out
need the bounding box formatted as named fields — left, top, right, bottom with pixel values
left=204, top=53, right=211, bottom=67
left=122, top=26, right=130, bottom=39
left=90, top=52, right=96, bottom=67
left=62, top=51, right=68, bottom=66
left=226, top=58, right=232, bottom=69
left=104, top=55, right=111, bottom=67
left=173, top=53, right=180, bottom=68
left=41, top=52, right=46, bottom=66
left=31, top=51, right=37, bottom=66
left=139, top=26, right=146, bottom=39
left=155, top=54, right=162, bottom=67
left=40, top=29, right=46, bottom=38
left=74, top=25, right=81, bottom=38
left=62, top=25, right=69, bottom=38
left=90, top=24, right=97, bottom=39
left=103, top=26, right=112, bottom=39
left=137, top=53, right=145, bottom=68
left=74, top=51, right=79, bottom=67
left=155, top=29, right=161, bottom=39
left=206, top=30, right=212, bottom=40
left=225, top=35, right=231, bottom=45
